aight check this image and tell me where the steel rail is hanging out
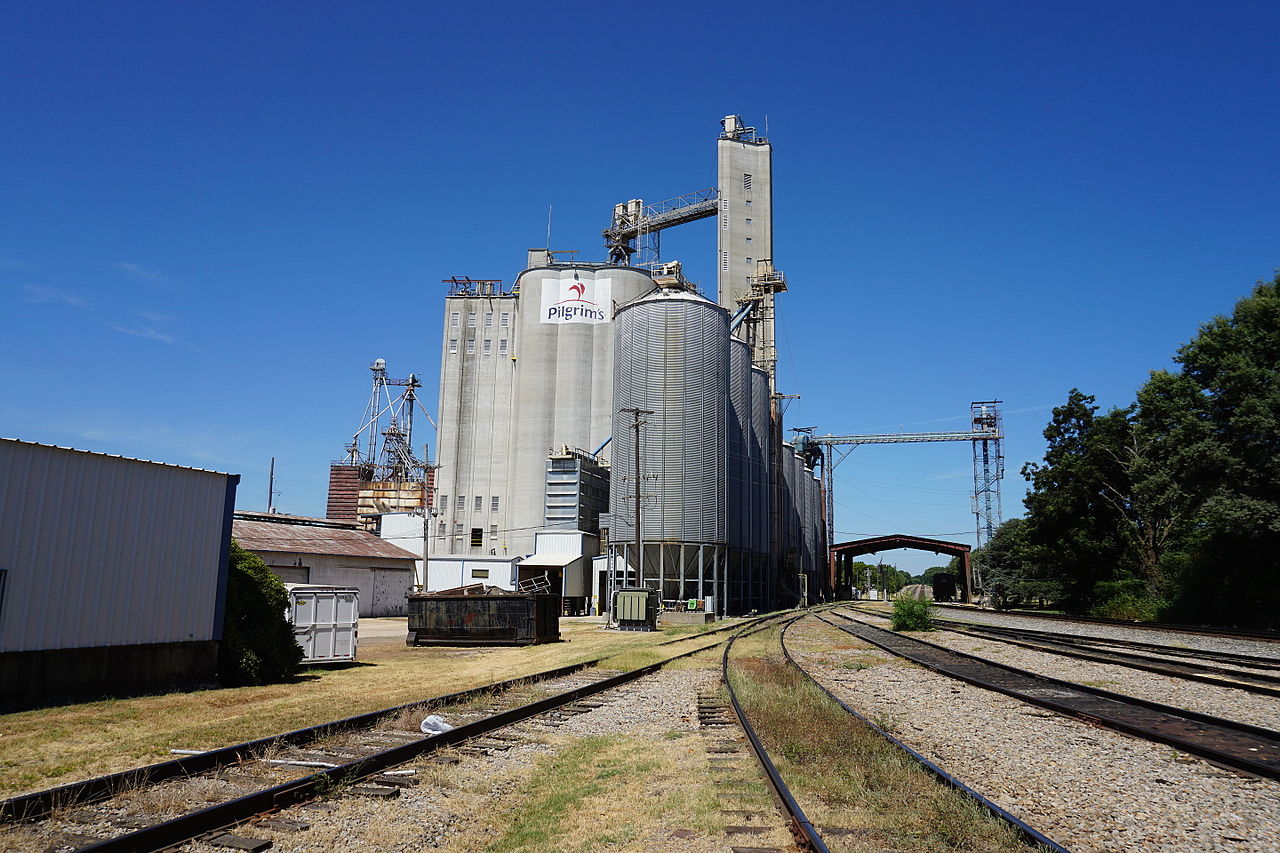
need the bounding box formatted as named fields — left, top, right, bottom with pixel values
left=941, top=620, right=1280, bottom=671
left=935, top=621, right=1280, bottom=696
left=1, top=658, right=606, bottom=824
left=2, top=621, right=733, bottom=825
left=844, top=604, right=1280, bottom=689
left=656, top=612, right=773, bottom=645
left=822, top=612, right=1280, bottom=781
left=67, top=635, right=733, bottom=853
left=930, top=603, right=1280, bottom=644
left=722, top=615, right=831, bottom=853
left=779, top=616, right=1069, bottom=852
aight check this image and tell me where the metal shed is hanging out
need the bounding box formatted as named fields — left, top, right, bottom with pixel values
left=0, top=438, right=239, bottom=711
left=232, top=512, right=418, bottom=617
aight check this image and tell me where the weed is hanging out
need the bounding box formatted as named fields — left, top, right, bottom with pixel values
left=891, top=596, right=934, bottom=631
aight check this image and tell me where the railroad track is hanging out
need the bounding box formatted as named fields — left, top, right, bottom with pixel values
left=2, top=622, right=767, bottom=853
left=844, top=604, right=1280, bottom=696
left=824, top=610, right=1280, bottom=781
left=930, top=602, right=1280, bottom=644
left=721, top=611, right=1066, bottom=853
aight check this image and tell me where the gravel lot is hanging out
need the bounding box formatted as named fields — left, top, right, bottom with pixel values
left=790, top=616, right=1280, bottom=853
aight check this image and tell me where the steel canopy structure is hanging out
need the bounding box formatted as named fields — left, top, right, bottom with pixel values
left=831, top=534, right=973, bottom=602
left=810, top=400, right=1005, bottom=597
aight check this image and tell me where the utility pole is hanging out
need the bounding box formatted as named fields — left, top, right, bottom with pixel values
left=267, top=457, right=276, bottom=514
left=620, top=407, right=653, bottom=589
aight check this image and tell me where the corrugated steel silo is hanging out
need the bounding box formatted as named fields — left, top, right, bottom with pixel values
left=727, top=338, right=752, bottom=552
left=611, top=288, right=728, bottom=544
left=749, top=366, right=770, bottom=556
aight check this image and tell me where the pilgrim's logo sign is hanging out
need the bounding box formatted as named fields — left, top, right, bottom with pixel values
left=542, top=275, right=611, bottom=324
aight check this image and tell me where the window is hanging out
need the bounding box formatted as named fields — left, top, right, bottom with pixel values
left=457, top=496, right=464, bottom=513
left=746, top=257, right=753, bottom=264
left=450, top=311, right=460, bottom=327
left=499, top=339, right=508, bottom=356
left=474, top=495, right=483, bottom=512
left=484, top=312, right=493, bottom=327
left=467, top=313, right=477, bottom=327
left=439, top=494, right=448, bottom=512
left=743, top=173, right=752, bottom=190
left=489, top=523, right=498, bottom=541
left=449, top=339, right=458, bottom=354
left=721, top=251, right=729, bottom=271
left=470, top=527, right=483, bottom=548
left=745, top=218, right=752, bottom=224
left=483, top=339, right=492, bottom=355
left=437, top=521, right=445, bottom=536
left=500, top=312, right=510, bottom=327
left=471, top=568, right=490, bottom=578
left=466, top=339, right=475, bottom=355
left=746, top=237, right=752, bottom=243
left=454, top=521, right=463, bottom=534
left=491, top=495, right=500, bottom=512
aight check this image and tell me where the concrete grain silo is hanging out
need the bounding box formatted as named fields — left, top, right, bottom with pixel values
left=505, top=264, right=653, bottom=555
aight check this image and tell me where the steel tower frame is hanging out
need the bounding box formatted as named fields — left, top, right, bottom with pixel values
left=809, top=401, right=1005, bottom=594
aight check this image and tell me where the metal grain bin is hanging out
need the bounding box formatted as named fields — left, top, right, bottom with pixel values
left=406, top=592, right=560, bottom=646
left=611, top=288, right=729, bottom=544
left=612, top=588, right=659, bottom=631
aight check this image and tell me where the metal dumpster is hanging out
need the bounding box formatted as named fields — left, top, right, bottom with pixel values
left=406, top=591, right=561, bottom=646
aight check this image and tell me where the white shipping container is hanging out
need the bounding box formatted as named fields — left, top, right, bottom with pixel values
left=286, top=584, right=359, bottom=664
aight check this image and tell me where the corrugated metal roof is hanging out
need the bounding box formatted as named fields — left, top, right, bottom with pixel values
left=0, top=436, right=236, bottom=476
left=232, top=514, right=418, bottom=561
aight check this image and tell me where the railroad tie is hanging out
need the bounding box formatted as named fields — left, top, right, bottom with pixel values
left=205, top=832, right=273, bottom=851
left=41, top=831, right=102, bottom=853
left=349, top=784, right=401, bottom=799
left=257, top=817, right=310, bottom=832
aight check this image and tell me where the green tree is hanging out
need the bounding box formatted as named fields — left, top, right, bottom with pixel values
left=218, top=540, right=302, bottom=686
left=1140, top=275, right=1280, bottom=627
left=1020, top=390, right=1134, bottom=610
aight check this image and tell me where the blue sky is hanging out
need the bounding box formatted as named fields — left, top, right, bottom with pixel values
left=3, top=2, right=1277, bottom=573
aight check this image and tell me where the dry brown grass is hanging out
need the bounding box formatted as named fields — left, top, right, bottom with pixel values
left=728, top=620, right=1034, bottom=853
left=0, top=619, right=720, bottom=798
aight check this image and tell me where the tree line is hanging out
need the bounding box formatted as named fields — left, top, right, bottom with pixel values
left=975, top=274, right=1280, bottom=629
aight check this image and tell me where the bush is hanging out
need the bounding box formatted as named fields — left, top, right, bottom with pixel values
left=891, top=595, right=934, bottom=631
left=1087, top=579, right=1164, bottom=622
left=218, top=540, right=302, bottom=686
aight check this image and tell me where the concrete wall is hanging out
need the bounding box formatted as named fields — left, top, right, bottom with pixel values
left=434, top=291, right=518, bottom=558
left=258, top=551, right=413, bottom=617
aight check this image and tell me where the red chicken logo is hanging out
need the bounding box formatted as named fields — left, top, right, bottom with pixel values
left=569, top=282, right=585, bottom=300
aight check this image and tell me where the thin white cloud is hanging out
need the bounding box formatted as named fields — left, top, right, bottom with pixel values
left=138, top=311, right=175, bottom=324
left=108, top=323, right=177, bottom=344
left=23, top=284, right=91, bottom=310
left=110, top=261, right=175, bottom=287
left=0, top=256, right=40, bottom=271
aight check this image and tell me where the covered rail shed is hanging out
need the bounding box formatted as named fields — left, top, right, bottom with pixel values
left=831, top=534, right=973, bottom=603
left=232, top=512, right=417, bottom=617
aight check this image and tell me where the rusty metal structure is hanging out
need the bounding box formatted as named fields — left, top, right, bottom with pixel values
left=327, top=359, right=436, bottom=529
left=808, top=400, right=1004, bottom=596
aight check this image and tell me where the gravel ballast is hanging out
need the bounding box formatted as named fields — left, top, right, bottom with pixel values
left=791, top=616, right=1280, bottom=853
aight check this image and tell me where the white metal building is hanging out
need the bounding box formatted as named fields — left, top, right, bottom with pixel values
left=232, top=512, right=417, bottom=617
left=0, top=438, right=239, bottom=711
